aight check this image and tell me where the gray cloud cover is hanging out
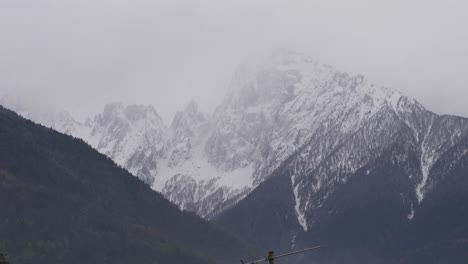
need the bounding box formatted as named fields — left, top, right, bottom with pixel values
left=1, top=0, right=467, bottom=122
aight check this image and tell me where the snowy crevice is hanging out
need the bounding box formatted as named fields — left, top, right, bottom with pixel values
left=416, top=117, right=435, bottom=203
left=291, top=166, right=308, bottom=232
left=407, top=201, right=415, bottom=220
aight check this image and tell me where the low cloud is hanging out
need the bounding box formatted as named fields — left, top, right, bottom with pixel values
left=1, top=0, right=467, bottom=121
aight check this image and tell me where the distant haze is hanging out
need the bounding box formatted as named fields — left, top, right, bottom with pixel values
left=1, top=0, right=467, bottom=122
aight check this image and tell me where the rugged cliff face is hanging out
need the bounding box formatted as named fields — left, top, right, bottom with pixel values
left=85, top=102, right=169, bottom=185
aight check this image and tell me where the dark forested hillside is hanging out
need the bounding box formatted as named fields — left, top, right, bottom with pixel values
left=0, top=106, right=254, bottom=264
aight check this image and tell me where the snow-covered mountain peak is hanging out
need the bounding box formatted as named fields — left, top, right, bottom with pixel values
left=170, top=100, right=206, bottom=131
left=228, top=49, right=411, bottom=116
left=211, top=51, right=416, bottom=183
left=95, top=102, right=163, bottom=126
left=3, top=50, right=467, bottom=223
left=167, top=100, right=209, bottom=167
left=87, top=102, right=169, bottom=185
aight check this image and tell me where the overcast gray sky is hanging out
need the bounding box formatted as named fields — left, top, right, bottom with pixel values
left=1, top=0, right=467, bottom=122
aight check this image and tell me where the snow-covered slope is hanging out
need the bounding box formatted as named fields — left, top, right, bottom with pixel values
left=155, top=101, right=256, bottom=217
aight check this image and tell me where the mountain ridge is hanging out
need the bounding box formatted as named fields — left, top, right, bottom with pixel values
left=2, top=49, right=467, bottom=222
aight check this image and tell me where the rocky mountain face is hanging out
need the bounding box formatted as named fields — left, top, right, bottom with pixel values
left=86, top=102, right=169, bottom=185
left=213, top=51, right=468, bottom=262
left=2, top=49, right=468, bottom=234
